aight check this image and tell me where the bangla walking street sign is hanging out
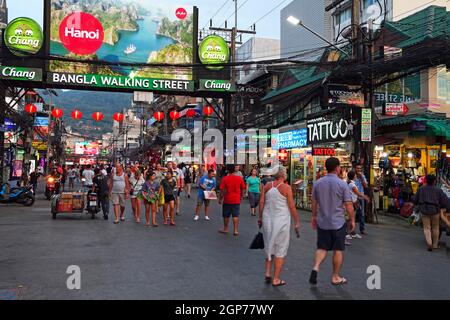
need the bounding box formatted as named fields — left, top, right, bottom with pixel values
left=0, top=66, right=42, bottom=82
left=199, top=79, right=236, bottom=92
left=48, top=73, right=195, bottom=92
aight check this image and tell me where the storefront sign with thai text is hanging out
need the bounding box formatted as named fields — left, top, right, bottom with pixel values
left=307, top=116, right=350, bottom=144
left=361, top=108, right=372, bottom=142
left=273, top=129, right=308, bottom=150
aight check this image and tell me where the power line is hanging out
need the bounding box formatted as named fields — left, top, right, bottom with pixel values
left=202, top=0, right=231, bottom=29
left=391, top=0, right=441, bottom=20
left=220, top=0, right=251, bottom=28
left=250, top=0, right=290, bottom=27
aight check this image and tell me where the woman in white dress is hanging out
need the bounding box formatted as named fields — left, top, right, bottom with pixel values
left=258, top=166, right=300, bottom=287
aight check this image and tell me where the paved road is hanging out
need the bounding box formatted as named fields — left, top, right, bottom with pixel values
left=0, top=185, right=449, bottom=300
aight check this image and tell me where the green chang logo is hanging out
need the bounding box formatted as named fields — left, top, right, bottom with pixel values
left=199, top=35, right=230, bottom=70
left=4, top=17, right=43, bottom=56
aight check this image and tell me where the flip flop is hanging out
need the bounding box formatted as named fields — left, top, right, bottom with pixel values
left=114, top=221, right=120, bottom=225
left=234, top=232, right=240, bottom=237
left=218, top=230, right=229, bottom=234
left=309, top=270, right=318, bottom=285
left=272, top=280, right=287, bottom=287
left=152, top=224, right=159, bottom=228
left=332, top=278, right=348, bottom=286
left=265, top=276, right=272, bottom=284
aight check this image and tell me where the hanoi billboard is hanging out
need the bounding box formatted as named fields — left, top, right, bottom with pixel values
left=49, top=0, right=195, bottom=82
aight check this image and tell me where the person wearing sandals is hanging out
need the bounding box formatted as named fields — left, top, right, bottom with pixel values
left=109, top=163, right=130, bottom=224
left=129, top=169, right=145, bottom=224
left=258, top=166, right=300, bottom=287
left=309, top=158, right=355, bottom=286
left=246, top=168, right=261, bottom=216
left=161, top=170, right=177, bottom=226
left=141, top=171, right=162, bottom=227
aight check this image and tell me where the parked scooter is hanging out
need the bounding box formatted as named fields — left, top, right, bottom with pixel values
left=45, top=175, right=61, bottom=200
left=0, top=183, right=35, bottom=207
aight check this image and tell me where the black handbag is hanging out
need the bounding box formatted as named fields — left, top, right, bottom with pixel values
left=250, top=228, right=264, bottom=250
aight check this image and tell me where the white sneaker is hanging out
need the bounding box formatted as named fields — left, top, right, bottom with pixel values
left=352, top=234, right=363, bottom=239
left=205, top=216, right=211, bottom=221
left=345, top=235, right=353, bottom=240
left=194, top=215, right=199, bottom=221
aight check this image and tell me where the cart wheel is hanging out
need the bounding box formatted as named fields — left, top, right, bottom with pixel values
left=52, top=212, right=57, bottom=220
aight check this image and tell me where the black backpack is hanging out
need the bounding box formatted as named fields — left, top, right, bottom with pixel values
left=95, top=175, right=109, bottom=196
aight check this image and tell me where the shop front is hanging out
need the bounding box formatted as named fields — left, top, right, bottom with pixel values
left=272, top=116, right=354, bottom=210
left=374, top=112, right=450, bottom=214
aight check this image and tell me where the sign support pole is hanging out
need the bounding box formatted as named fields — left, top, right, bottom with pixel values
left=0, top=87, right=5, bottom=183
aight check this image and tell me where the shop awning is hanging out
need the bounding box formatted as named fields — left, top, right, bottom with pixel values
left=420, top=119, right=450, bottom=140
left=378, top=112, right=450, bottom=140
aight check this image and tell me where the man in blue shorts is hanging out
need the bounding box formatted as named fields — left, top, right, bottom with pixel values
left=194, top=169, right=216, bottom=221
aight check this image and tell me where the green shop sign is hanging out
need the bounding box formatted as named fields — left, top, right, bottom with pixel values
left=0, top=66, right=42, bottom=82
left=198, top=35, right=230, bottom=70
left=4, top=17, right=43, bottom=56
left=49, top=73, right=195, bottom=92
left=199, top=79, right=236, bottom=92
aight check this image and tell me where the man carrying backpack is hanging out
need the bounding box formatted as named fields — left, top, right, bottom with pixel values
left=93, top=168, right=110, bottom=220
left=413, top=175, right=450, bottom=252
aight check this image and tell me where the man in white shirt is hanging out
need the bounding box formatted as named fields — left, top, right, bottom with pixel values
left=82, top=165, right=95, bottom=189
left=68, top=166, right=78, bottom=190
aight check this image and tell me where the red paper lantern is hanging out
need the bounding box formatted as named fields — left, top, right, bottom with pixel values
left=113, top=112, right=124, bottom=122
left=25, top=103, right=37, bottom=114
left=52, top=108, right=63, bottom=118
left=92, top=112, right=104, bottom=122
left=203, top=106, right=214, bottom=117
left=186, top=109, right=196, bottom=118
left=153, top=111, right=164, bottom=122
left=71, top=110, right=83, bottom=120
left=170, top=111, right=180, bottom=120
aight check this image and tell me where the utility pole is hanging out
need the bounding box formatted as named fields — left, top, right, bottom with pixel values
left=207, top=0, right=256, bottom=130
left=351, top=0, right=361, bottom=62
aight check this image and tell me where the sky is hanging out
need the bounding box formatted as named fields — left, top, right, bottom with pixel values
left=7, top=0, right=284, bottom=40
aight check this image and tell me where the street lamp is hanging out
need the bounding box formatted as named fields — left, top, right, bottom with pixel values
left=287, top=15, right=349, bottom=57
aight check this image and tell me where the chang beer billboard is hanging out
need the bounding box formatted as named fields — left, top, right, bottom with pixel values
left=4, top=17, right=44, bottom=56
left=198, top=35, right=230, bottom=70
left=199, top=79, right=236, bottom=93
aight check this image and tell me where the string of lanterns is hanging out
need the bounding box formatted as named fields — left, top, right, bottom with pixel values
left=24, top=103, right=216, bottom=124
left=154, top=105, right=215, bottom=122
left=24, top=103, right=125, bottom=123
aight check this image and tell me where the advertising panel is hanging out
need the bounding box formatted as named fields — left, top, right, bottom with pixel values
left=307, top=112, right=351, bottom=145
left=32, top=116, right=48, bottom=151
left=49, top=0, right=195, bottom=82
left=4, top=17, right=44, bottom=56
left=272, top=129, right=308, bottom=150
left=1, top=0, right=45, bottom=72
left=75, top=142, right=100, bottom=156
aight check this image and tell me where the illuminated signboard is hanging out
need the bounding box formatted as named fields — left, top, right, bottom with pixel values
left=49, top=1, right=195, bottom=82
left=32, top=116, right=49, bottom=151
left=198, top=35, right=230, bottom=70
left=4, top=17, right=44, bottom=56
left=312, top=148, right=336, bottom=157
left=75, top=142, right=100, bottom=155
left=272, top=129, right=308, bottom=150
